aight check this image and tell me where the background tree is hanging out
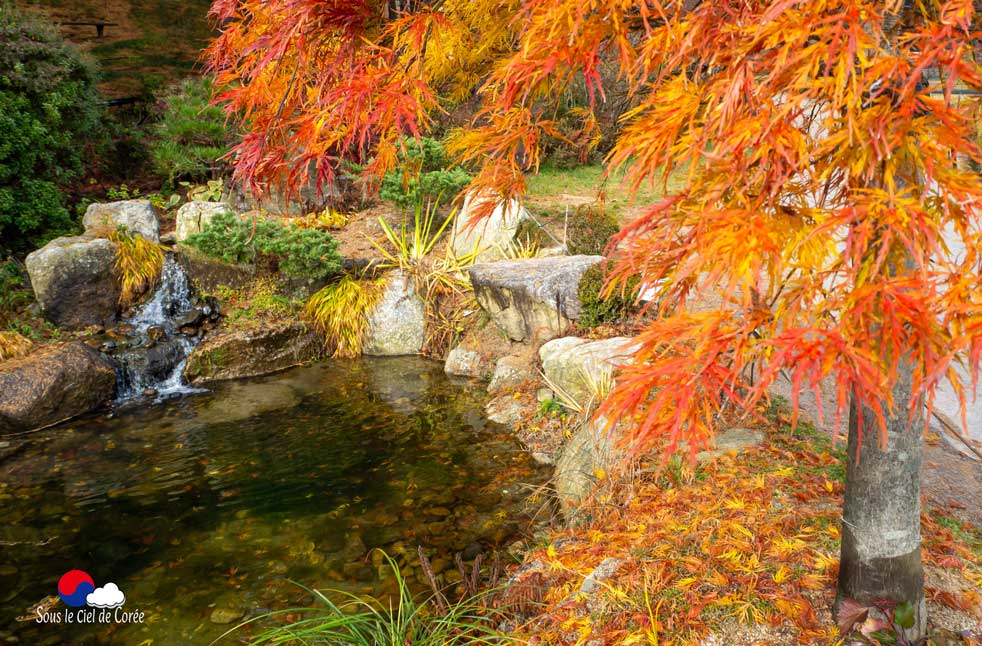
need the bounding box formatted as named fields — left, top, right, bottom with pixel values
left=208, top=0, right=982, bottom=636
left=0, top=3, right=103, bottom=254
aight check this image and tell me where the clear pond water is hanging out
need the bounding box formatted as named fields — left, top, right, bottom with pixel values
left=0, top=357, right=546, bottom=645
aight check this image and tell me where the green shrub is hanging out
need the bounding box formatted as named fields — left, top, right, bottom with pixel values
left=577, top=262, right=641, bottom=328
left=379, top=137, right=472, bottom=209
left=183, top=211, right=343, bottom=281
left=0, top=5, right=104, bottom=254
left=565, top=205, right=620, bottom=255
left=150, top=76, right=232, bottom=186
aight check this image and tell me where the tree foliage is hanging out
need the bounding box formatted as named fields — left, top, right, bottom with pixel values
left=150, top=76, right=234, bottom=186
left=209, top=0, right=982, bottom=456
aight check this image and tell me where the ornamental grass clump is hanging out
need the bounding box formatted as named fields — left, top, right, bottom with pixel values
left=0, top=330, right=32, bottom=362
left=228, top=552, right=509, bottom=646
left=305, top=274, right=387, bottom=359
left=110, top=228, right=165, bottom=307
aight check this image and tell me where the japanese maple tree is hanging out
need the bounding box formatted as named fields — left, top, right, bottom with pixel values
left=207, top=0, right=982, bottom=638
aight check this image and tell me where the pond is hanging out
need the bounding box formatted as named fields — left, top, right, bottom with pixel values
left=0, top=357, right=546, bottom=645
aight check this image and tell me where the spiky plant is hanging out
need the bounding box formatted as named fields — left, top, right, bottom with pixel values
left=305, top=274, right=387, bottom=358
left=0, top=330, right=32, bottom=362
left=224, top=553, right=509, bottom=646
left=371, top=199, right=455, bottom=287
left=110, top=228, right=165, bottom=307
left=494, top=234, right=540, bottom=260
left=371, top=197, right=478, bottom=356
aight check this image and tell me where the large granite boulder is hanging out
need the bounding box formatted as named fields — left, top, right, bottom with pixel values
left=363, top=272, right=425, bottom=356
left=25, top=236, right=120, bottom=328
left=554, top=415, right=624, bottom=522
left=0, top=342, right=117, bottom=432
left=83, top=200, right=159, bottom=242
left=175, top=245, right=255, bottom=294
left=539, top=336, right=638, bottom=407
left=469, top=255, right=602, bottom=342
left=452, top=193, right=530, bottom=263
left=184, top=320, right=323, bottom=384
left=175, top=201, right=235, bottom=242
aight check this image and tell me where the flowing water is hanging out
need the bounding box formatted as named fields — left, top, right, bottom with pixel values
left=0, top=357, right=546, bottom=645
left=114, top=255, right=203, bottom=402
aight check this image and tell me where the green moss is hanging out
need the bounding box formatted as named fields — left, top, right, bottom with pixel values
left=186, top=346, right=227, bottom=378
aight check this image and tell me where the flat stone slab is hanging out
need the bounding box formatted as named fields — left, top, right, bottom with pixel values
left=469, top=255, right=602, bottom=343
left=184, top=320, right=322, bottom=384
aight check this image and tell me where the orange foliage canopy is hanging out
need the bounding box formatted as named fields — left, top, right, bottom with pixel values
left=208, top=0, right=982, bottom=454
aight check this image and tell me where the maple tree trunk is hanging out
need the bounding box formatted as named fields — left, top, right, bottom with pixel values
left=837, top=358, right=926, bottom=639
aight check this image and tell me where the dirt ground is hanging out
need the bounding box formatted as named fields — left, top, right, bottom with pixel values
left=770, top=376, right=982, bottom=528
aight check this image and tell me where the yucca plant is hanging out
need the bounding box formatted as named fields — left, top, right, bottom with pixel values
left=372, top=199, right=454, bottom=281
left=222, top=553, right=512, bottom=646
left=110, top=228, right=165, bottom=307
left=0, top=330, right=32, bottom=362
left=305, top=274, right=387, bottom=358
left=494, top=235, right=540, bottom=260
left=370, top=197, right=480, bottom=356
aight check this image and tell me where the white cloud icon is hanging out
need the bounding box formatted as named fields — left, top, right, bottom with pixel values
left=86, top=583, right=125, bottom=609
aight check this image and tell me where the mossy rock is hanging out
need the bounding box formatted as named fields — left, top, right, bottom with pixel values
left=184, top=320, right=324, bottom=384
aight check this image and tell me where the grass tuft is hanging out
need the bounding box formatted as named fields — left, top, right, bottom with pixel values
left=110, top=228, right=165, bottom=307
left=222, top=552, right=510, bottom=646
left=0, top=330, right=33, bottom=362
left=305, top=275, right=387, bottom=359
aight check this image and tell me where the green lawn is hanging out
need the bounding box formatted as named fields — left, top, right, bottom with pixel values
left=524, top=164, right=684, bottom=222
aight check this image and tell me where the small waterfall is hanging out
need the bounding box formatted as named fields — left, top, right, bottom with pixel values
left=114, top=256, right=205, bottom=402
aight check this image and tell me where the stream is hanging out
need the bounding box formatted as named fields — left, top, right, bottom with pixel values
left=0, top=357, right=547, bottom=645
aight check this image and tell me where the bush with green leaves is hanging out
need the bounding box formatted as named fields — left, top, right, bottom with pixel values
left=150, top=76, right=232, bottom=186
left=183, top=211, right=343, bottom=281
left=379, top=137, right=472, bottom=209
left=577, top=262, right=641, bottom=328
left=565, top=205, right=620, bottom=256
left=0, top=4, right=104, bottom=254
